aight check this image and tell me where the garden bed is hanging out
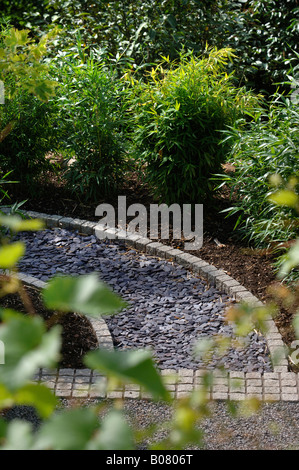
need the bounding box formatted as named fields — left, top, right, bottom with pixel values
left=5, top=168, right=297, bottom=369
left=0, top=283, right=98, bottom=369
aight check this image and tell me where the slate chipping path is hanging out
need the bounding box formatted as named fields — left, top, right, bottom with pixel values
left=1, top=208, right=299, bottom=403
left=16, top=226, right=273, bottom=373
left=4, top=209, right=299, bottom=447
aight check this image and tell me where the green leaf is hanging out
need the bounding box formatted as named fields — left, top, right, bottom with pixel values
left=292, top=315, right=299, bottom=339
left=85, top=348, right=170, bottom=401
left=0, top=382, right=56, bottom=418
left=14, top=383, right=57, bottom=419
left=1, top=420, right=35, bottom=450
left=278, top=239, right=299, bottom=278
left=42, top=273, right=126, bottom=317
left=34, top=408, right=99, bottom=450
left=0, top=242, right=25, bottom=268
left=0, top=418, right=7, bottom=440
left=268, top=190, right=298, bottom=208
left=88, top=409, right=134, bottom=450
left=24, top=79, right=59, bottom=101
left=0, top=383, right=13, bottom=410
left=0, top=215, right=45, bottom=232
left=0, top=311, right=61, bottom=390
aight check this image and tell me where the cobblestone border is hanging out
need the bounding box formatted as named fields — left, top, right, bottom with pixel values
left=2, top=208, right=297, bottom=401
left=33, top=367, right=299, bottom=402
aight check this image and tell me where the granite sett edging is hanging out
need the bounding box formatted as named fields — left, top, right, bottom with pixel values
left=2, top=207, right=297, bottom=401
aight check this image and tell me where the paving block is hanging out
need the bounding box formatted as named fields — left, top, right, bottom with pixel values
left=45, top=214, right=64, bottom=228
left=69, top=218, right=84, bottom=231
left=58, top=217, right=74, bottom=229
left=164, top=248, right=184, bottom=260
left=154, top=244, right=174, bottom=258
left=199, top=265, right=219, bottom=280
left=72, top=390, right=89, bottom=398
left=234, top=291, right=258, bottom=302
left=146, top=242, right=164, bottom=256
left=212, top=392, right=228, bottom=400
left=104, top=227, right=119, bottom=239
left=79, top=220, right=98, bottom=235
left=217, top=277, right=241, bottom=292
left=230, top=393, right=246, bottom=401
left=135, top=237, right=152, bottom=252
left=175, top=252, right=198, bottom=268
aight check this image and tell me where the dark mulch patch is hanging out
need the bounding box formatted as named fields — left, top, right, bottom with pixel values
left=0, top=282, right=98, bottom=369
left=3, top=168, right=297, bottom=370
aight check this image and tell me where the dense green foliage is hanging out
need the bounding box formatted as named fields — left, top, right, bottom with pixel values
left=216, top=92, right=299, bottom=284
left=3, top=1, right=298, bottom=95
left=0, top=0, right=48, bottom=29
left=51, top=48, right=128, bottom=201
left=0, top=27, right=59, bottom=188
left=128, top=48, right=260, bottom=204
left=0, top=88, right=59, bottom=187
left=217, top=95, right=299, bottom=248
left=215, top=0, right=299, bottom=93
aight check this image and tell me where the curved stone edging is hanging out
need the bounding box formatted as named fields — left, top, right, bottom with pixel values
left=16, top=272, right=114, bottom=351
left=2, top=207, right=297, bottom=401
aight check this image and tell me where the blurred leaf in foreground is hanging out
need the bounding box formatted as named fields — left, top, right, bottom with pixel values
left=0, top=310, right=61, bottom=390
left=85, top=348, right=170, bottom=402
left=42, top=273, right=126, bottom=317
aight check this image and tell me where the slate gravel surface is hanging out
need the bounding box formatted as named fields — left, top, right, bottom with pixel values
left=17, top=228, right=273, bottom=372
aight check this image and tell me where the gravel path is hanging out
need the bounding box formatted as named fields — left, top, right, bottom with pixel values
left=5, top=399, right=299, bottom=450
left=113, top=399, right=299, bottom=450
left=16, top=227, right=273, bottom=372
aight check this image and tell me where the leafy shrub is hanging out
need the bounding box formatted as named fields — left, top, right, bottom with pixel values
left=0, top=88, right=59, bottom=187
left=217, top=94, right=299, bottom=248
left=0, top=27, right=60, bottom=189
left=128, top=48, right=260, bottom=205
left=51, top=49, right=128, bottom=201
left=227, top=184, right=299, bottom=369
left=0, top=171, right=16, bottom=205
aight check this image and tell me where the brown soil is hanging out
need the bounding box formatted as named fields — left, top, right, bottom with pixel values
left=3, top=168, right=298, bottom=370
left=0, top=282, right=98, bottom=369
